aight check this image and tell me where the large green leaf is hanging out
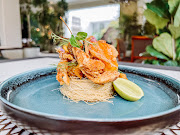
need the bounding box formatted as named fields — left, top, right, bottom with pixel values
left=146, top=0, right=170, bottom=19
left=174, top=4, right=180, bottom=27
left=144, top=9, right=169, bottom=30
left=146, top=45, right=169, bottom=60
left=168, top=24, right=180, bottom=39
left=176, top=43, right=180, bottom=61
left=168, top=0, right=180, bottom=16
left=153, top=33, right=175, bottom=58
left=163, top=60, right=178, bottom=66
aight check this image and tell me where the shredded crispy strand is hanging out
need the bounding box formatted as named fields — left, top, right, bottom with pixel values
left=60, top=77, right=114, bottom=103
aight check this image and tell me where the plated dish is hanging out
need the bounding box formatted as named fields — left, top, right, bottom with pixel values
left=53, top=17, right=144, bottom=103
left=0, top=66, right=179, bottom=134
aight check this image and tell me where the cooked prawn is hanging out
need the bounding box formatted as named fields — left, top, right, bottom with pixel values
left=56, top=36, right=121, bottom=85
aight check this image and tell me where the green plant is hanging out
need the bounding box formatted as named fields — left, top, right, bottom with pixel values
left=143, top=21, right=156, bottom=36
left=31, top=0, right=68, bottom=52
left=143, top=0, right=180, bottom=66
left=119, top=12, right=142, bottom=50
left=20, top=0, right=68, bottom=51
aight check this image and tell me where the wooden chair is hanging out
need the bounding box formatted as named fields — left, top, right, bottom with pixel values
left=131, top=36, right=155, bottom=62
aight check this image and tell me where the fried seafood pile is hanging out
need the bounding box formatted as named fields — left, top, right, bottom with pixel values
left=56, top=36, right=120, bottom=85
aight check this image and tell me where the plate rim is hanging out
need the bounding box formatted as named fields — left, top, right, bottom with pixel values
left=0, top=66, right=180, bottom=122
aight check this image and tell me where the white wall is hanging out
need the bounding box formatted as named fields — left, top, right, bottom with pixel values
left=0, top=0, right=23, bottom=59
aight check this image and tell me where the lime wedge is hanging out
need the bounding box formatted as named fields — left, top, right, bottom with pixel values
left=113, top=78, right=144, bottom=101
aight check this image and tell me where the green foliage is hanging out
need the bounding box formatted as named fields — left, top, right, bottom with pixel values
left=143, top=0, right=180, bottom=66
left=164, top=60, right=178, bottom=66
left=143, top=21, right=156, bottom=36
left=57, top=0, right=68, bottom=17
left=174, top=4, right=180, bottom=27
left=152, top=60, right=160, bottom=65
left=168, top=0, right=180, bottom=16
left=153, top=33, right=175, bottom=59
left=158, top=27, right=171, bottom=35
left=144, top=59, right=179, bottom=66
left=122, top=13, right=142, bottom=38
left=168, top=24, right=180, bottom=39
left=31, top=27, right=41, bottom=44
left=146, top=45, right=169, bottom=60
left=176, top=43, right=180, bottom=61
left=22, top=0, right=68, bottom=51
left=144, top=9, right=169, bottom=31
left=119, top=13, right=142, bottom=49
left=146, top=0, right=170, bottom=19
left=32, top=0, right=47, bottom=7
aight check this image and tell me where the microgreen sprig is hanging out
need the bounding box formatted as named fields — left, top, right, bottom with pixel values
left=51, top=16, right=95, bottom=49
left=50, top=62, right=78, bottom=69
left=51, top=32, right=69, bottom=43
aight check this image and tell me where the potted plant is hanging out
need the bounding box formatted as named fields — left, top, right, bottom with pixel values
left=30, top=0, right=68, bottom=53
left=142, top=0, right=180, bottom=66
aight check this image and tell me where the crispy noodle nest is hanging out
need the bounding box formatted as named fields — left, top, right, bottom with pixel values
left=60, top=77, right=114, bottom=103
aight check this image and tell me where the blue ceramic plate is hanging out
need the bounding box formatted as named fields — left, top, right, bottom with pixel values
left=0, top=66, right=179, bottom=134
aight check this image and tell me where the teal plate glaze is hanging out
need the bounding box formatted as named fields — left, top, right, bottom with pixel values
left=8, top=72, right=178, bottom=119
left=0, top=66, right=180, bottom=134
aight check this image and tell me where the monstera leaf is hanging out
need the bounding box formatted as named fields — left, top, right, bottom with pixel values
left=144, top=9, right=169, bottom=30
left=168, top=0, right=180, bottom=16
left=153, top=33, right=175, bottom=59
left=146, top=45, right=169, bottom=60
left=169, top=24, right=180, bottom=39
left=174, top=4, right=180, bottom=27
left=146, top=0, right=170, bottom=19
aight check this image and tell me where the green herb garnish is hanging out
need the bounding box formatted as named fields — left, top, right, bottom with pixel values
left=70, top=35, right=80, bottom=48
left=76, top=32, right=88, bottom=40
left=51, top=16, right=95, bottom=49
left=50, top=62, right=78, bottom=69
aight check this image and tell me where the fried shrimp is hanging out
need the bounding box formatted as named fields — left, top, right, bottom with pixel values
left=56, top=36, right=121, bottom=85
left=88, top=40, right=118, bottom=71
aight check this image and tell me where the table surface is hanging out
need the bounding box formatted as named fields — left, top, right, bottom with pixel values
left=0, top=58, right=180, bottom=135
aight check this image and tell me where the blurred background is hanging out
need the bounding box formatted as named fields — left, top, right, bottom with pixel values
left=0, top=0, right=180, bottom=67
